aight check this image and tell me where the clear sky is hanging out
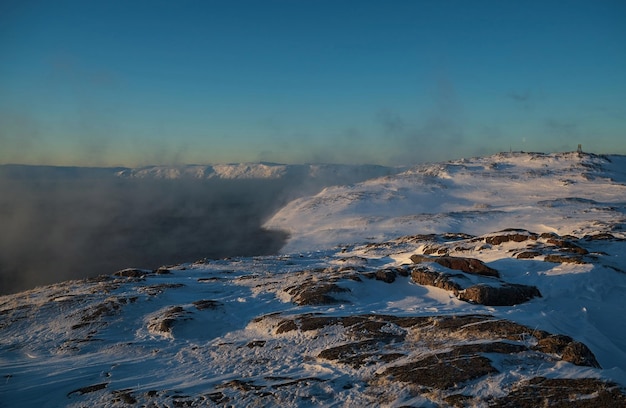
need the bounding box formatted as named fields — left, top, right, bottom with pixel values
left=1, top=0, right=625, bottom=166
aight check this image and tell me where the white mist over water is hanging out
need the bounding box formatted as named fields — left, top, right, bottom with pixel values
left=0, top=163, right=400, bottom=295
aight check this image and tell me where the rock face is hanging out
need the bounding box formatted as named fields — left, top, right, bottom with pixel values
left=411, top=267, right=464, bottom=293
left=410, top=254, right=500, bottom=277
left=409, top=256, right=541, bottom=306
left=246, top=313, right=616, bottom=407
left=458, top=283, right=542, bottom=306
left=489, top=377, right=626, bottom=408
left=286, top=282, right=350, bottom=305
left=402, top=229, right=604, bottom=307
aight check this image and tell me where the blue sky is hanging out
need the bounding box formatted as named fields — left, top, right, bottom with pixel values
left=1, top=0, right=625, bottom=166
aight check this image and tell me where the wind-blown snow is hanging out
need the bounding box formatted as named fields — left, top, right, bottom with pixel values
left=1, top=151, right=625, bottom=407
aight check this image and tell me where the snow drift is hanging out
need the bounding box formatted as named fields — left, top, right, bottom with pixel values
left=1, top=151, right=625, bottom=407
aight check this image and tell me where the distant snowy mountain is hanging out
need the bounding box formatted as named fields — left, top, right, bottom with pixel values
left=2, top=151, right=626, bottom=407
left=115, top=162, right=401, bottom=182
left=0, top=162, right=402, bottom=183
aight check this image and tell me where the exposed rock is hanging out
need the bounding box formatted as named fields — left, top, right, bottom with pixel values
left=256, top=312, right=606, bottom=400
left=459, top=283, right=542, bottom=306
left=112, top=390, right=137, bottom=404
left=147, top=306, right=186, bottom=336
left=114, top=268, right=149, bottom=278
left=490, top=377, right=626, bottom=407
left=486, top=230, right=538, bottom=245
left=410, top=255, right=499, bottom=277
left=138, top=283, right=185, bottom=296
left=544, top=254, right=587, bottom=264
left=71, top=298, right=123, bottom=329
left=285, top=282, right=350, bottom=306
left=379, top=352, right=497, bottom=389
left=246, top=340, right=266, bottom=348
left=546, top=238, right=589, bottom=254
left=410, top=267, right=464, bottom=294
left=410, top=267, right=541, bottom=306
left=375, top=269, right=397, bottom=283
left=192, top=299, right=222, bottom=310
left=534, top=335, right=601, bottom=368
left=318, top=339, right=405, bottom=368
left=381, top=342, right=530, bottom=389
left=584, top=232, right=617, bottom=241
left=516, top=251, right=541, bottom=259
left=67, top=382, right=109, bottom=396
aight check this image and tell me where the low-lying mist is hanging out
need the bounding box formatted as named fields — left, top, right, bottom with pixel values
left=1, top=164, right=376, bottom=295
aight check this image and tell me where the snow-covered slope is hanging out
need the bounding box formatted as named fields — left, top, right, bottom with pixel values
left=266, top=152, right=626, bottom=253
left=1, top=151, right=626, bottom=407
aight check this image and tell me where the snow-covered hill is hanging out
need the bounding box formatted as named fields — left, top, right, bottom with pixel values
left=1, top=151, right=626, bottom=407
left=265, top=151, right=626, bottom=253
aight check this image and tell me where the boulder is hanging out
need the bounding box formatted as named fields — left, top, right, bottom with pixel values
left=375, top=269, right=397, bottom=283
left=410, top=267, right=464, bottom=294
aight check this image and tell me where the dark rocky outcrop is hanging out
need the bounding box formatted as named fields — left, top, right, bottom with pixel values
left=410, top=267, right=464, bottom=294
left=485, top=230, right=538, bottom=245
left=490, top=377, right=626, bottom=408
left=285, top=282, right=350, bottom=306
left=458, top=283, right=542, bottom=306
left=380, top=352, right=497, bottom=389
left=410, top=266, right=541, bottom=306
left=546, top=238, right=589, bottom=254
left=254, top=312, right=608, bottom=405
left=375, top=269, right=397, bottom=283
left=410, top=255, right=499, bottom=277
left=544, top=254, right=587, bottom=264
left=147, top=306, right=187, bottom=335
left=192, top=299, right=222, bottom=310
left=516, top=251, right=541, bottom=259
left=114, top=268, right=150, bottom=278
left=534, top=334, right=600, bottom=368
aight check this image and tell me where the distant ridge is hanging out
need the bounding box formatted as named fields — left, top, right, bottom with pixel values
left=114, top=162, right=402, bottom=180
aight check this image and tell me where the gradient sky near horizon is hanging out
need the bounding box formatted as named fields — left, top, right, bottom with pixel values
left=1, top=0, right=625, bottom=166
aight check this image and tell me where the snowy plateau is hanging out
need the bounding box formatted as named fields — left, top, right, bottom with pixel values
left=1, top=151, right=626, bottom=407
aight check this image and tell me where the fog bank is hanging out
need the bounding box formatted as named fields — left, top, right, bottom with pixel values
left=0, top=164, right=400, bottom=295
